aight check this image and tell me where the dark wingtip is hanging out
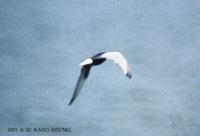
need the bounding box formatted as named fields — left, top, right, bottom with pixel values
left=68, top=99, right=74, bottom=106
left=126, top=72, right=132, bottom=79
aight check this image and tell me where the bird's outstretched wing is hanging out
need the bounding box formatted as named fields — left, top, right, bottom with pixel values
left=68, top=65, right=91, bottom=106
left=101, top=52, right=132, bottom=78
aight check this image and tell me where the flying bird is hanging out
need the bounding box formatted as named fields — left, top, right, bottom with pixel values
left=68, top=51, right=132, bottom=106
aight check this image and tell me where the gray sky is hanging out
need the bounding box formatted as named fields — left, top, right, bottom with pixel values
left=0, top=0, right=200, bottom=135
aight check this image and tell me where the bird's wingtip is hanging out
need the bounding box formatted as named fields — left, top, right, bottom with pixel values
left=126, top=72, right=132, bottom=79
left=68, top=99, right=73, bottom=106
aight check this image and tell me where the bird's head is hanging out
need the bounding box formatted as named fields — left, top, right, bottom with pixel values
left=79, top=58, right=93, bottom=66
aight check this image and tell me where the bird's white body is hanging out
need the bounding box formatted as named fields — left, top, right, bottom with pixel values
left=80, top=51, right=131, bottom=75
left=80, top=58, right=93, bottom=66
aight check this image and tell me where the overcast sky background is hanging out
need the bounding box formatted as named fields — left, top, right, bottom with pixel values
left=0, top=0, right=200, bottom=135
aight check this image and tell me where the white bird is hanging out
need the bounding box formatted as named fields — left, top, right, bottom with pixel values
left=68, top=51, right=132, bottom=105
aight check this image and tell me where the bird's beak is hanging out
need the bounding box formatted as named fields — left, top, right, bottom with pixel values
left=79, top=58, right=93, bottom=66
